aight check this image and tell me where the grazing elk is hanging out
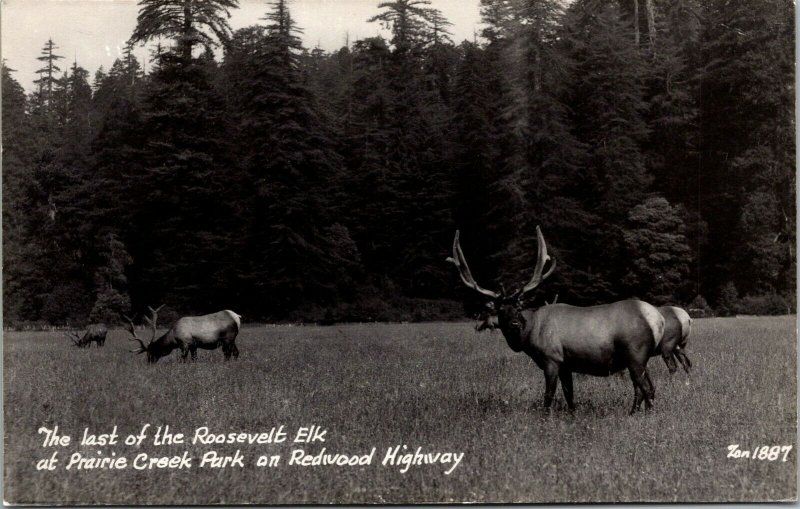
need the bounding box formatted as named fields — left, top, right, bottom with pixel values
left=125, top=306, right=241, bottom=363
left=448, top=227, right=664, bottom=414
left=656, top=306, right=692, bottom=375
left=475, top=302, right=499, bottom=332
left=65, top=324, right=108, bottom=348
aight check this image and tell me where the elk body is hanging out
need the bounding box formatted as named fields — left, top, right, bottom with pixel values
left=656, top=306, right=692, bottom=375
left=126, top=306, right=241, bottom=363
left=65, top=324, right=108, bottom=348
left=449, top=227, right=664, bottom=414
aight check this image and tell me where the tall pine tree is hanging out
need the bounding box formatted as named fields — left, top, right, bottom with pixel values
left=699, top=0, right=794, bottom=306
left=223, top=0, right=359, bottom=318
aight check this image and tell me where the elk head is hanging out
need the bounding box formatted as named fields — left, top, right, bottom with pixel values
left=65, top=331, right=85, bottom=348
left=447, top=226, right=556, bottom=350
left=124, top=305, right=164, bottom=363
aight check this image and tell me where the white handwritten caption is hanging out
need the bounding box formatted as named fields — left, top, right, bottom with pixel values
left=727, top=444, right=793, bottom=462
left=35, top=425, right=464, bottom=475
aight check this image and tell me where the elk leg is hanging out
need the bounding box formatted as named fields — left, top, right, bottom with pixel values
left=643, top=369, right=655, bottom=400
left=629, top=380, right=643, bottom=414
left=231, top=343, right=239, bottom=359
left=628, top=366, right=651, bottom=414
left=662, top=351, right=678, bottom=374
left=190, top=346, right=197, bottom=361
left=542, top=362, right=559, bottom=409
left=675, top=348, right=692, bottom=374
left=558, top=367, right=575, bottom=410
left=222, top=343, right=232, bottom=360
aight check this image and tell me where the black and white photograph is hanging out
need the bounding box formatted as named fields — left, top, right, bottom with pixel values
left=1, top=0, right=796, bottom=504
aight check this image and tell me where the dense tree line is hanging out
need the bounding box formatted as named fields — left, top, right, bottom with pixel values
left=2, top=0, right=794, bottom=325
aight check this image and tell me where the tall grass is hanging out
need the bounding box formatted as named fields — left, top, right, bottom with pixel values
left=4, top=317, right=796, bottom=503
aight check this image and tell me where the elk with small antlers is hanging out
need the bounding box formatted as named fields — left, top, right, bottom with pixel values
left=448, top=226, right=664, bottom=414
left=125, top=306, right=242, bottom=363
left=65, top=324, right=108, bottom=348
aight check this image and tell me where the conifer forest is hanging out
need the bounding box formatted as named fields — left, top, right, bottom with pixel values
left=2, top=0, right=795, bottom=326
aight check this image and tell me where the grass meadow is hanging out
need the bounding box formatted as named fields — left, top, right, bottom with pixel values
left=3, top=316, right=796, bottom=504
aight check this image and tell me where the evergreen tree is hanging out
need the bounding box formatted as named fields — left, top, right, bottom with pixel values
left=642, top=0, right=700, bottom=207
left=449, top=41, right=498, bottom=283
left=223, top=0, right=358, bottom=318
left=482, top=0, right=593, bottom=303
left=17, top=59, right=100, bottom=323
left=93, top=44, right=145, bottom=122
left=622, top=196, right=691, bottom=304
left=58, top=62, right=95, bottom=156
left=129, top=0, right=239, bottom=63
left=564, top=1, right=652, bottom=299
left=369, top=0, right=441, bottom=52
left=698, top=0, right=794, bottom=305
left=2, top=64, right=46, bottom=323
left=635, top=2, right=703, bottom=301
left=568, top=1, right=651, bottom=219
left=109, top=0, right=244, bottom=312
left=87, top=52, right=148, bottom=235
left=125, top=48, right=238, bottom=312
left=357, top=2, right=456, bottom=298
left=89, top=232, right=134, bottom=323
left=31, top=38, right=64, bottom=117
left=337, top=36, right=399, bottom=275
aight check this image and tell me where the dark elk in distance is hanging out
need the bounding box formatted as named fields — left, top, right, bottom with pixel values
left=65, top=324, right=108, bottom=348
left=656, top=306, right=692, bottom=375
left=448, top=227, right=664, bottom=414
left=125, top=306, right=241, bottom=363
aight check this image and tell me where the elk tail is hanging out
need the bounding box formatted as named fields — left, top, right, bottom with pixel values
left=226, top=310, right=242, bottom=332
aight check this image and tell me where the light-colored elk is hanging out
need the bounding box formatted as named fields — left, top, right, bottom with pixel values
left=65, top=324, right=108, bottom=348
left=656, top=306, right=692, bottom=375
left=125, top=306, right=241, bottom=363
left=448, top=226, right=664, bottom=414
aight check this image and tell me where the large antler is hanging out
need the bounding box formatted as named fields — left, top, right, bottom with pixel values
left=123, top=314, right=147, bottom=353
left=518, top=226, right=557, bottom=297
left=143, top=305, right=164, bottom=342
left=446, top=230, right=499, bottom=299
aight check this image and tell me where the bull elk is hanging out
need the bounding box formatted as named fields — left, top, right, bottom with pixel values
left=656, top=306, right=692, bottom=375
left=65, top=324, right=108, bottom=348
left=125, top=306, right=241, bottom=363
left=448, top=227, right=664, bottom=414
